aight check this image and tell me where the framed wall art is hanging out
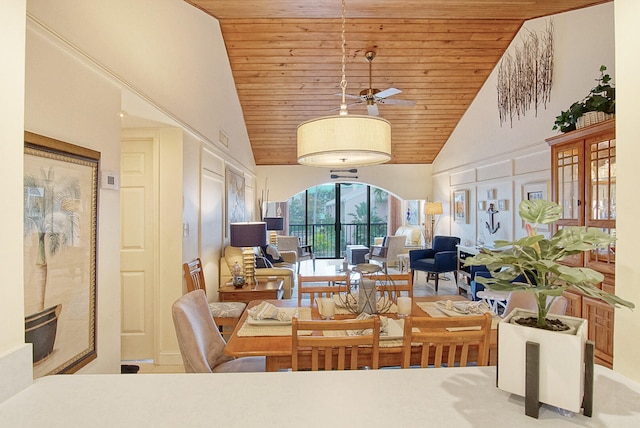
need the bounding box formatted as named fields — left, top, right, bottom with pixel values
left=23, top=131, right=99, bottom=377
left=453, top=190, right=469, bottom=224
left=226, top=167, right=245, bottom=235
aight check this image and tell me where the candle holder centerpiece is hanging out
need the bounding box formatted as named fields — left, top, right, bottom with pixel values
left=337, top=263, right=396, bottom=315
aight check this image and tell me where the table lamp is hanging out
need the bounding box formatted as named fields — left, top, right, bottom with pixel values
left=230, top=222, right=267, bottom=287
left=424, top=202, right=443, bottom=246
left=264, top=216, right=285, bottom=245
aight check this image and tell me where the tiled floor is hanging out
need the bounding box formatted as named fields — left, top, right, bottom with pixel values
left=126, top=258, right=466, bottom=374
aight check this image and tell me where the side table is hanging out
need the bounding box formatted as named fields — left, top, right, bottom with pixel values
left=346, top=245, right=369, bottom=265
left=219, top=277, right=284, bottom=303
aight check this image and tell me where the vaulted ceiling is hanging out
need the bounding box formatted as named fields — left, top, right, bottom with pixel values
left=184, top=0, right=610, bottom=166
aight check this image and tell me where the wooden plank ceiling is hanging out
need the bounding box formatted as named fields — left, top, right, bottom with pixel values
left=185, top=1, right=610, bottom=165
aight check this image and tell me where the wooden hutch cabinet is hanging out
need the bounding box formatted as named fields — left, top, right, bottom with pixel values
left=546, top=118, right=616, bottom=367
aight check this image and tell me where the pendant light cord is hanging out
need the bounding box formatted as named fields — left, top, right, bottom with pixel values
left=339, top=0, right=348, bottom=115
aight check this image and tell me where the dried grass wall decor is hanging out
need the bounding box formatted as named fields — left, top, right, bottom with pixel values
left=497, top=20, right=554, bottom=127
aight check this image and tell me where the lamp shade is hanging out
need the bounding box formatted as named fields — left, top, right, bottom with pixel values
left=264, top=217, right=285, bottom=231
left=297, top=115, right=391, bottom=167
left=425, top=202, right=443, bottom=215
left=230, top=222, right=267, bottom=247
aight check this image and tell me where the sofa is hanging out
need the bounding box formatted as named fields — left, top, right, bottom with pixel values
left=394, top=225, right=425, bottom=249
left=219, top=245, right=297, bottom=299
left=373, top=226, right=425, bottom=252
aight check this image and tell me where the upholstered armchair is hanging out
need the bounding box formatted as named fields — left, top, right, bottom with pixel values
left=219, top=245, right=297, bottom=298
left=172, top=289, right=265, bottom=373
left=277, top=235, right=315, bottom=273
left=409, top=235, right=460, bottom=292
left=366, top=235, right=406, bottom=273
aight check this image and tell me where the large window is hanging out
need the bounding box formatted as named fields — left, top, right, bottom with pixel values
left=287, top=183, right=389, bottom=259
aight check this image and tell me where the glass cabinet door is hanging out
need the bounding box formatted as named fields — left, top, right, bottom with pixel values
left=589, top=138, right=616, bottom=222
left=586, top=136, right=616, bottom=273
left=553, top=141, right=583, bottom=225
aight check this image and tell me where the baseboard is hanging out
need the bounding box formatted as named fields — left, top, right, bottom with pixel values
left=155, top=350, right=184, bottom=366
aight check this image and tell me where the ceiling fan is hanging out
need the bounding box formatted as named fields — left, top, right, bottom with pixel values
left=337, top=51, right=416, bottom=116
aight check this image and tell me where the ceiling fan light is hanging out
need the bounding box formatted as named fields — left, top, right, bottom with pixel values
left=297, top=114, right=391, bottom=167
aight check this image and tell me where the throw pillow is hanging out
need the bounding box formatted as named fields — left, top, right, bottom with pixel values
left=261, top=244, right=284, bottom=264
left=255, top=255, right=273, bottom=269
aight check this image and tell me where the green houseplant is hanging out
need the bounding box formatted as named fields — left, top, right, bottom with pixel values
left=553, top=65, right=615, bottom=133
left=466, top=199, right=634, bottom=414
left=464, top=199, right=633, bottom=329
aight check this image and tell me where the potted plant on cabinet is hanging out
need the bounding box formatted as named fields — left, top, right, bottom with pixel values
left=553, top=65, right=615, bottom=133
left=465, top=199, right=633, bottom=415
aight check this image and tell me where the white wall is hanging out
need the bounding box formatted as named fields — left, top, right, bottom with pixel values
left=24, top=18, right=123, bottom=375
left=27, top=0, right=255, bottom=171
left=0, top=0, right=32, bottom=404
left=433, top=1, right=640, bottom=383
left=256, top=164, right=432, bottom=202
left=432, top=4, right=616, bottom=247
left=614, top=0, right=640, bottom=382
left=22, top=0, right=261, bottom=373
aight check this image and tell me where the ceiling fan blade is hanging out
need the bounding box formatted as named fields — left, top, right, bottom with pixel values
left=378, top=98, right=417, bottom=106
left=367, top=103, right=380, bottom=116
left=375, top=87, right=402, bottom=99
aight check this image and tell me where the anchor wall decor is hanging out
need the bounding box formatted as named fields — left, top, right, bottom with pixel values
left=486, top=203, right=501, bottom=234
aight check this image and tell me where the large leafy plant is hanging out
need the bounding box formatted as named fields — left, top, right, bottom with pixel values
left=465, top=199, right=633, bottom=328
left=553, top=65, right=615, bottom=133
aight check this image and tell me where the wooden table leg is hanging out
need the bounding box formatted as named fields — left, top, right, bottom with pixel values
left=265, top=356, right=280, bottom=372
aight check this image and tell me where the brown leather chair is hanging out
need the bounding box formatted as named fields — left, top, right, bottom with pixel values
left=172, top=289, right=265, bottom=373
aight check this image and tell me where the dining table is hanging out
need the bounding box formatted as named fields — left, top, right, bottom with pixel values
left=224, top=295, right=499, bottom=372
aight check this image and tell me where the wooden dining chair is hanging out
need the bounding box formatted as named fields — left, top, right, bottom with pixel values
left=401, top=313, right=492, bottom=368
left=502, top=291, right=568, bottom=318
left=291, top=317, right=381, bottom=371
left=297, top=284, right=339, bottom=306
left=183, top=258, right=246, bottom=339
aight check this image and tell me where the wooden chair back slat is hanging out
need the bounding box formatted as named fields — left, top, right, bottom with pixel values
left=402, top=313, right=492, bottom=368
left=292, top=317, right=381, bottom=371
left=184, top=258, right=206, bottom=294
left=297, top=285, right=340, bottom=306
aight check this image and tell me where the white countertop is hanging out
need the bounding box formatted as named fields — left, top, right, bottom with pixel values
left=1, top=366, right=639, bottom=427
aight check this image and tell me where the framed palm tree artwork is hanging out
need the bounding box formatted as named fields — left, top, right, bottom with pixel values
left=23, top=131, right=99, bottom=377
left=225, top=167, right=245, bottom=236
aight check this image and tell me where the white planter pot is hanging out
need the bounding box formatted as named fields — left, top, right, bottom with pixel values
left=497, top=309, right=588, bottom=413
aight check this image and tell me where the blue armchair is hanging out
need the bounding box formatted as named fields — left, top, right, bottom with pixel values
left=471, top=265, right=535, bottom=302
left=409, top=236, right=460, bottom=292
left=470, top=265, right=491, bottom=301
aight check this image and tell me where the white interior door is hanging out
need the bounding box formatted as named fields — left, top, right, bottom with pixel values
left=120, top=136, right=156, bottom=360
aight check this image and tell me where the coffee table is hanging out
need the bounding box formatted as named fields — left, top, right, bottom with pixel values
left=219, top=277, right=284, bottom=303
